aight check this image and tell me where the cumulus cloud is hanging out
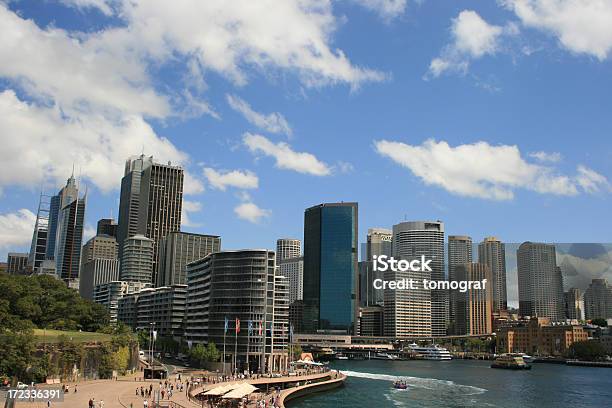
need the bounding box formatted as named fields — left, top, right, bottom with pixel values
left=226, top=95, right=292, bottom=137
left=243, top=133, right=332, bottom=176
left=426, top=10, right=505, bottom=78
left=0, top=1, right=381, bottom=195
left=502, top=0, right=612, bottom=60
left=349, top=0, right=408, bottom=20
left=375, top=138, right=610, bottom=200
left=529, top=151, right=562, bottom=162
left=0, top=209, right=36, bottom=253
left=203, top=168, right=259, bottom=191
left=234, top=202, right=271, bottom=224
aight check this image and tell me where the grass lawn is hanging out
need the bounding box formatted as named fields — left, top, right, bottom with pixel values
left=33, top=329, right=112, bottom=344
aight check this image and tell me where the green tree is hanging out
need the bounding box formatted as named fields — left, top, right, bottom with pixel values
left=189, top=344, right=206, bottom=367
left=291, top=344, right=303, bottom=360
left=0, top=328, right=36, bottom=381
left=591, top=318, right=608, bottom=327
left=204, top=342, right=220, bottom=362
left=567, top=340, right=608, bottom=361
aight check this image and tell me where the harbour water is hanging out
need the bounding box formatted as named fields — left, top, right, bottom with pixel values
left=289, top=359, right=612, bottom=407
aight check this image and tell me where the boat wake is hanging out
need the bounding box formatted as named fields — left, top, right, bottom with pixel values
left=340, top=370, right=487, bottom=395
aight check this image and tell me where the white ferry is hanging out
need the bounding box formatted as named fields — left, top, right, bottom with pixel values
left=407, top=343, right=452, bottom=360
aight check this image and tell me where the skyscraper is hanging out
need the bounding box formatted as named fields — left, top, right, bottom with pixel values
left=117, top=155, right=184, bottom=284
left=120, top=235, right=154, bottom=282
left=517, top=242, right=564, bottom=321
left=478, top=237, right=508, bottom=312
left=361, top=228, right=392, bottom=307
left=385, top=221, right=444, bottom=337
left=46, top=175, right=79, bottom=261
left=79, top=234, right=120, bottom=299
left=156, top=231, right=221, bottom=286
left=453, top=263, right=493, bottom=335
left=96, top=218, right=118, bottom=238
left=54, top=176, right=86, bottom=282
left=448, top=235, right=472, bottom=334
left=583, top=279, right=612, bottom=320
left=302, top=202, right=358, bottom=334
left=28, top=193, right=51, bottom=272
left=564, top=288, right=584, bottom=320
left=276, top=238, right=301, bottom=263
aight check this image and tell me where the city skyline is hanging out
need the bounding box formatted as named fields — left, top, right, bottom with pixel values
left=1, top=1, right=612, bottom=267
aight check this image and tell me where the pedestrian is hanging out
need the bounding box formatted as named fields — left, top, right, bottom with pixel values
left=74, top=385, right=77, bottom=393
left=100, top=400, right=104, bottom=408
left=46, top=399, right=51, bottom=408
left=88, top=398, right=94, bottom=408
left=143, top=400, right=148, bottom=408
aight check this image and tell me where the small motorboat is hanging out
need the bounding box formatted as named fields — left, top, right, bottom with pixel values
left=393, top=379, right=408, bottom=390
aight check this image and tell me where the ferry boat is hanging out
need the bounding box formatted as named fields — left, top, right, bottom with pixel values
left=371, top=352, right=400, bottom=360
left=407, top=343, right=452, bottom=360
left=491, top=355, right=532, bottom=370
left=392, top=379, right=408, bottom=390
left=507, top=353, right=534, bottom=363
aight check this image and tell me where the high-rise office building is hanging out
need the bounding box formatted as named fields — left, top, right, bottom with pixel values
left=157, top=231, right=221, bottom=286
left=120, top=235, right=154, bottom=282
left=28, top=193, right=51, bottom=272
left=54, top=177, right=86, bottom=282
left=478, top=237, right=508, bottom=312
left=124, top=285, right=188, bottom=338
left=448, top=235, right=472, bottom=334
left=583, top=279, right=612, bottom=320
left=79, top=259, right=120, bottom=300
left=279, top=257, right=303, bottom=303
left=276, top=238, right=303, bottom=303
left=81, top=235, right=119, bottom=265
left=360, top=228, right=392, bottom=307
left=96, top=218, right=118, bottom=238
left=117, top=155, right=184, bottom=284
left=185, top=250, right=288, bottom=373
left=46, top=175, right=79, bottom=261
left=385, top=221, right=444, bottom=337
left=517, top=242, right=564, bottom=321
left=564, top=288, right=584, bottom=321
left=453, top=263, right=493, bottom=335
left=302, top=202, right=358, bottom=334
left=7, top=253, right=29, bottom=274
left=276, top=239, right=301, bottom=263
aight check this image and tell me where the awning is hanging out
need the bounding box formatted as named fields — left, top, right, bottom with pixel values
left=203, top=384, right=236, bottom=396
left=221, top=383, right=258, bottom=399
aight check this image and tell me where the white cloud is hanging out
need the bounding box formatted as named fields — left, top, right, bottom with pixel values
left=529, top=151, right=562, bottom=162
left=502, top=0, right=612, bottom=60
left=0, top=209, right=36, bottom=251
left=349, top=0, right=408, bottom=19
left=114, top=0, right=385, bottom=88
left=226, top=94, right=292, bottom=137
left=426, top=10, right=504, bottom=78
left=83, top=224, right=97, bottom=243
left=576, top=165, right=612, bottom=193
left=243, top=133, right=332, bottom=176
left=375, top=138, right=609, bottom=200
left=0, top=1, right=381, bottom=195
left=336, top=161, right=355, bottom=173
left=182, top=200, right=202, bottom=228
left=234, top=202, right=271, bottom=224
left=203, top=168, right=259, bottom=191
left=0, top=90, right=189, bottom=193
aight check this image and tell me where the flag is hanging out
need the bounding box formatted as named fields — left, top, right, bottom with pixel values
left=290, top=324, right=294, bottom=340
left=248, top=320, right=253, bottom=336
left=187, top=340, right=193, bottom=350
left=224, top=316, right=229, bottom=334
left=235, top=318, right=240, bottom=334
left=258, top=320, right=263, bottom=336
left=152, top=330, right=157, bottom=341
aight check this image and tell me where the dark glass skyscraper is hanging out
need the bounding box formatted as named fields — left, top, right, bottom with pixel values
left=303, top=202, right=358, bottom=334
left=117, top=155, right=184, bottom=284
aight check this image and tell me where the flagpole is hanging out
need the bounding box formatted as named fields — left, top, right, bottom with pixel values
left=223, top=317, right=227, bottom=375
left=234, top=318, right=238, bottom=375
left=247, top=321, right=250, bottom=374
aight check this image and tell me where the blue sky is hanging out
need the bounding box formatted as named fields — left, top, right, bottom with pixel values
left=1, top=0, right=611, bottom=263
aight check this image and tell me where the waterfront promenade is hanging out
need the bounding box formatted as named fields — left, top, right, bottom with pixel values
left=8, top=369, right=345, bottom=408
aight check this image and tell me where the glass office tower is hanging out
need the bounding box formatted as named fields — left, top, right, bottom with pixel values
left=303, top=202, right=358, bottom=334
